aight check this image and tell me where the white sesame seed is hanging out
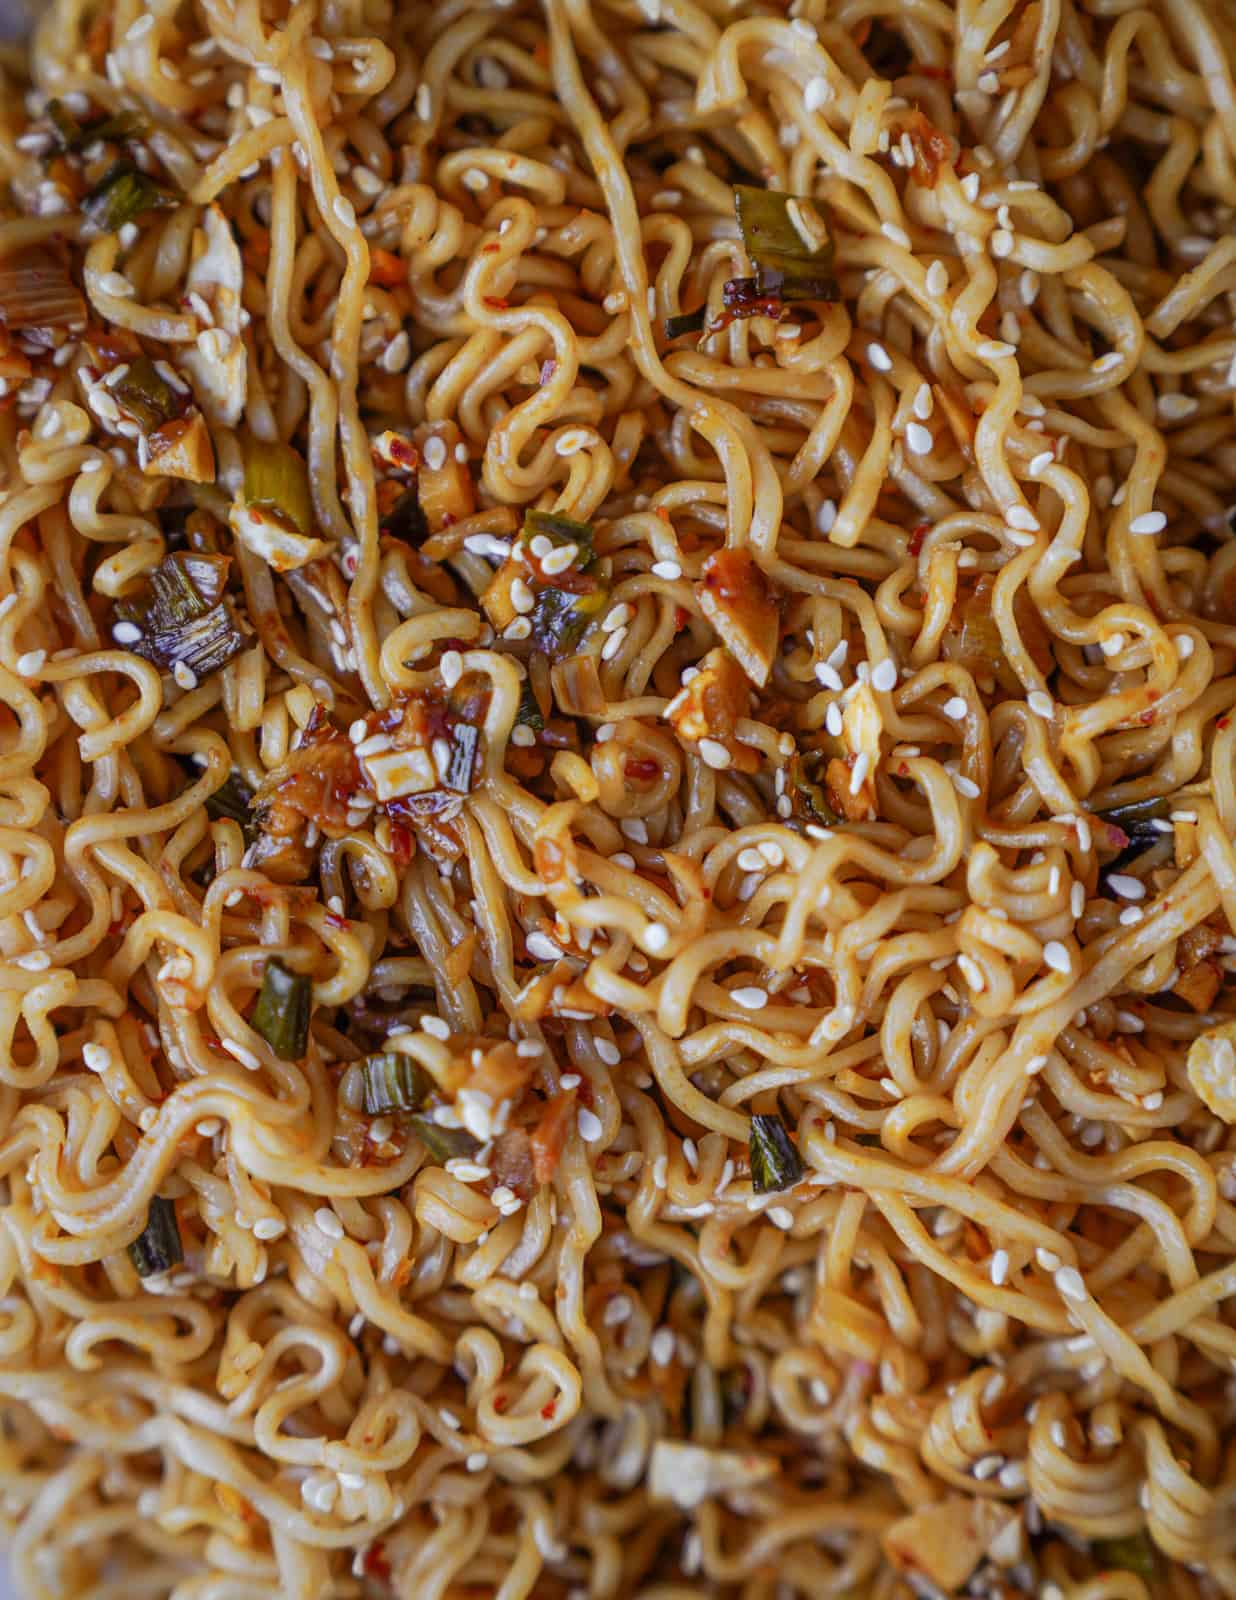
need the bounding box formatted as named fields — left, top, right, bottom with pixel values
left=731, top=986, right=768, bottom=1011
left=423, top=435, right=447, bottom=471
left=15, top=650, right=45, bottom=677
left=1129, top=511, right=1166, bottom=535
left=420, top=1014, right=451, bottom=1039
left=952, top=772, right=980, bottom=799
left=905, top=421, right=933, bottom=455
left=1006, top=505, right=1039, bottom=531
left=871, top=657, right=898, bottom=692
left=805, top=76, right=831, bottom=112
left=698, top=737, right=731, bottom=770
left=1043, top=941, right=1071, bottom=975
left=578, top=1107, right=603, bottom=1142
left=315, top=1207, right=344, bottom=1240
left=1027, top=690, right=1053, bottom=718
left=601, top=625, right=627, bottom=661
left=867, top=342, right=892, bottom=372
left=942, top=696, right=968, bottom=720
left=1091, top=351, right=1122, bottom=374
left=881, top=221, right=911, bottom=249
left=1055, top=1265, right=1087, bottom=1301
left=644, top=922, right=670, bottom=953
left=1175, top=634, right=1195, bottom=660
left=526, top=933, right=563, bottom=963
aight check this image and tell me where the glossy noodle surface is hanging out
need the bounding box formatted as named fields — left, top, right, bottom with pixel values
left=2, top=0, right=1236, bottom=1596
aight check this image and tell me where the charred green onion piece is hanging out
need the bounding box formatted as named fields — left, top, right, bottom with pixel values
left=531, top=585, right=609, bottom=659
left=111, top=355, right=177, bottom=432
left=251, top=958, right=311, bottom=1060
left=114, top=551, right=246, bottom=679
left=380, top=485, right=429, bottom=545
left=516, top=681, right=544, bottom=733
left=360, top=1053, right=436, bottom=1116
left=522, top=508, right=596, bottom=568
left=243, top=437, right=315, bottom=536
left=128, top=1195, right=183, bottom=1277
left=1095, top=1533, right=1157, bottom=1580
left=665, top=307, right=707, bottom=340
left=408, top=1113, right=480, bottom=1163
left=83, top=162, right=180, bottom=234
left=733, top=185, right=839, bottom=301
left=445, top=724, right=480, bottom=794
left=749, top=1112, right=805, bottom=1193
left=48, top=99, right=146, bottom=152
left=205, top=770, right=256, bottom=829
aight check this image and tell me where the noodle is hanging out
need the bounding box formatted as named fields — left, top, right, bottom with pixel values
left=0, top=0, right=1235, bottom=1595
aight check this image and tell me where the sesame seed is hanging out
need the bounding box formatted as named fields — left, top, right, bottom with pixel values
left=1175, top=634, right=1195, bottom=659
left=1028, top=450, right=1054, bottom=476
left=1027, top=690, right=1053, bottom=718
left=1106, top=873, right=1144, bottom=900
left=942, top=696, right=968, bottom=720
left=314, top=1207, right=344, bottom=1240
left=1091, top=351, right=1122, bottom=374
left=1070, top=881, right=1085, bottom=918
left=1055, top=1264, right=1087, bottom=1301
left=925, top=260, right=949, bottom=297
left=420, top=1014, right=451, bottom=1039
left=1129, top=511, right=1166, bottom=535
left=850, top=751, right=871, bottom=794
left=1043, top=941, right=1071, bottom=975
left=882, top=221, right=911, bottom=249
left=644, top=922, right=670, bottom=952
left=423, top=435, right=447, bottom=471
left=650, top=1327, right=676, bottom=1365
left=577, top=1107, right=603, bottom=1142
left=805, top=76, right=831, bottom=112
left=732, top=986, right=768, bottom=1010
left=871, top=657, right=898, bottom=692
left=332, top=195, right=356, bottom=228
left=699, top=738, right=731, bottom=770
left=906, top=421, right=933, bottom=455
left=1157, top=392, right=1197, bottom=422
left=601, top=626, right=627, bottom=661
left=1006, top=505, right=1039, bottom=531
left=867, top=341, right=892, bottom=372
left=15, top=650, right=45, bottom=677
left=952, top=772, right=980, bottom=799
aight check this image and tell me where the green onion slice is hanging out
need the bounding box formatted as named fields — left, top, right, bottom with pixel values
left=205, top=770, right=256, bottom=831
left=243, top=437, right=314, bottom=536
left=83, top=162, right=180, bottom=235
left=1095, top=1533, right=1157, bottom=1580
left=111, top=355, right=178, bottom=432
left=749, top=1112, right=805, bottom=1193
left=521, top=508, right=595, bottom=569
left=360, top=1053, right=436, bottom=1116
left=408, top=1113, right=480, bottom=1163
left=48, top=99, right=146, bottom=152
left=128, top=1195, right=183, bottom=1277
left=113, top=551, right=246, bottom=679
left=251, top=958, right=311, bottom=1060
left=733, top=185, right=839, bottom=301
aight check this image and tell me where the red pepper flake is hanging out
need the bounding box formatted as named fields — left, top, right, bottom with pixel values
left=364, top=1544, right=391, bottom=1582
left=482, top=241, right=499, bottom=254
left=540, top=1400, right=557, bottom=1420
left=918, top=63, right=953, bottom=80
left=493, top=1393, right=509, bottom=1413
left=483, top=295, right=509, bottom=310
left=908, top=520, right=931, bottom=557
left=673, top=605, right=689, bottom=633
left=625, top=758, right=659, bottom=781
left=388, top=821, right=414, bottom=868
left=1219, top=716, right=1230, bottom=731
left=324, top=911, right=349, bottom=930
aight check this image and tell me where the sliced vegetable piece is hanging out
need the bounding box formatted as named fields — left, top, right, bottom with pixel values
left=83, top=162, right=180, bottom=234
left=232, top=438, right=330, bottom=571
left=0, top=247, right=86, bottom=332
left=1095, top=1533, right=1157, bottom=1580
left=251, top=958, right=311, bottom=1060
left=205, top=770, right=256, bottom=828
left=128, top=1195, right=183, bottom=1277
left=647, top=1440, right=777, bottom=1509
left=522, top=508, right=596, bottom=569
left=111, top=355, right=177, bottom=431
left=516, top=680, right=545, bottom=732
left=550, top=653, right=605, bottom=716
left=359, top=1053, right=436, bottom=1116
left=733, top=185, right=839, bottom=300
left=530, top=583, right=610, bottom=659
left=664, top=306, right=707, bottom=340
left=113, top=551, right=246, bottom=678
left=1186, top=1018, right=1236, bottom=1124
left=181, top=204, right=247, bottom=427
left=749, top=1111, right=804, bottom=1193
left=698, top=548, right=778, bottom=687
left=144, top=412, right=215, bottom=483
left=408, top=1112, right=480, bottom=1163
left=445, top=724, right=480, bottom=794
left=884, top=1499, right=1019, bottom=1594
left=48, top=99, right=147, bottom=152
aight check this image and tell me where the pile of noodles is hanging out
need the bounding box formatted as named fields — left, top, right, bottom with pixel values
left=2, top=0, right=1236, bottom=1595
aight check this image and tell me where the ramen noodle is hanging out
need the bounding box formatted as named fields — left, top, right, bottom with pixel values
left=1, top=0, right=1235, bottom=1595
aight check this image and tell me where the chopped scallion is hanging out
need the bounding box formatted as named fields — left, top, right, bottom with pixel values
left=749, top=1112, right=805, bottom=1193
left=408, top=1113, right=480, bottom=1163
left=251, top=958, right=311, bottom=1060
left=128, top=1196, right=183, bottom=1277
left=48, top=98, right=146, bottom=152
left=522, top=508, right=595, bottom=569
left=243, top=437, right=314, bottom=537
left=205, top=770, right=256, bottom=831
left=360, top=1053, right=436, bottom=1116
left=1095, top=1533, right=1157, bottom=1580
left=445, top=724, right=480, bottom=794
left=83, top=162, right=180, bottom=234
left=733, top=185, right=839, bottom=301
left=111, top=355, right=178, bottom=432
left=113, top=551, right=246, bottom=679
